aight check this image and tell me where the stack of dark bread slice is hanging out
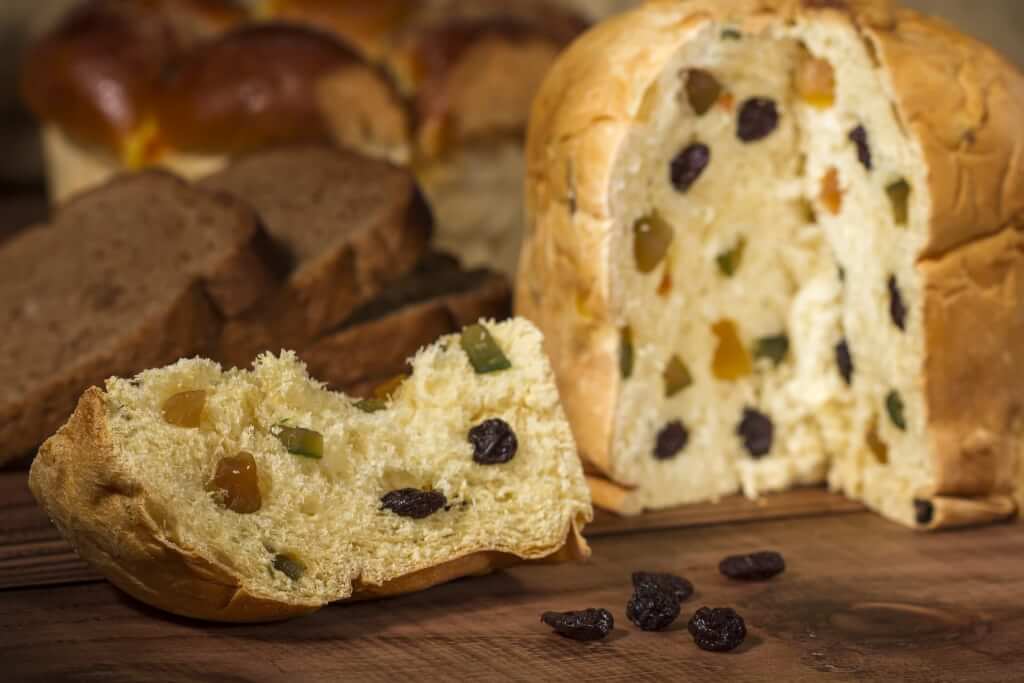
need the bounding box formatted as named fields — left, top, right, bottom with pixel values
left=0, top=145, right=509, bottom=466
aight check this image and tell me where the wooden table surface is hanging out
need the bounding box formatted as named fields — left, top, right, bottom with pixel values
left=2, top=188, right=1023, bottom=680
left=3, top=461, right=1023, bottom=682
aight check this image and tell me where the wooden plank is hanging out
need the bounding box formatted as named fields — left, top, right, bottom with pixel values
left=2, top=513, right=1022, bottom=681
left=590, top=487, right=866, bottom=536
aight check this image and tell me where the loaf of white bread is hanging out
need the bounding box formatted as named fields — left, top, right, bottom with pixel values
left=29, top=318, right=592, bottom=622
left=517, top=0, right=1024, bottom=529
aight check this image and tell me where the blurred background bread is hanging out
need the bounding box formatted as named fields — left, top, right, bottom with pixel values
left=4, top=0, right=1023, bottom=270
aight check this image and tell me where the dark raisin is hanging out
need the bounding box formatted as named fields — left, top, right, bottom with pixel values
left=849, top=125, right=872, bottom=170
left=914, top=498, right=934, bottom=526
left=381, top=488, right=447, bottom=519
left=754, top=334, right=789, bottom=366
left=737, top=98, right=779, bottom=142
left=654, top=420, right=689, bottom=460
left=886, top=390, right=907, bottom=431
left=835, top=339, right=853, bottom=385
left=670, top=143, right=711, bottom=193
left=468, top=418, right=518, bottom=465
left=888, top=275, right=907, bottom=331
left=627, top=584, right=681, bottom=631
left=541, top=608, right=614, bottom=641
left=719, top=551, right=786, bottom=580
left=737, top=408, right=773, bottom=458
left=688, top=607, right=747, bottom=652
left=632, top=571, right=694, bottom=604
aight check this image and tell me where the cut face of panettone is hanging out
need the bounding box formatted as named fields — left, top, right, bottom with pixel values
left=29, top=318, right=592, bottom=622
left=518, top=0, right=1024, bottom=529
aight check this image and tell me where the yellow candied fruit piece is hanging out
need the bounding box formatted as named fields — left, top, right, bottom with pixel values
left=161, top=390, right=207, bottom=428
left=712, top=319, right=752, bottom=381
left=820, top=167, right=843, bottom=215
left=795, top=48, right=836, bottom=109
left=633, top=212, right=675, bottom=274
left=866, top=419, right=889, bottom=464
left=206, top=452, right=262, bottom=514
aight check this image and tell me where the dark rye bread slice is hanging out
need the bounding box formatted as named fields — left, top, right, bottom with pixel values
left=0, top=170, right=281, bottom=465
left=301, top=252, right=510, bottom=396
left=199, top=145, right=432, bottom=368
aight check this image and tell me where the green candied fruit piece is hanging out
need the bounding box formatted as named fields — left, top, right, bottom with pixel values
left=460, top=324, right=512, bottom=374
left=274, top=424, right=324, bottom=459
left=273, top=553, right=305, bottom=581
left=620, top=327, right=635, bottom=380
left=721, top=28, right=742, bottom=40
left=354, top=398, right=387, bottom=413
left=663, top=355, right=693, bottom=397
left=716, top=237, right=747, bottom=277
left=886, top=179, right=911, bottom=226
left=754, top=334, right=790, bottom=366
left=885, top=391, right=907, bottom=431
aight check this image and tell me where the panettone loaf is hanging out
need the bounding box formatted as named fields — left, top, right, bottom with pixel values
left=23, top=0, right=586, bottom=274
left=29, top=318, right=592, bottom=622
left=517, top=0, right=1024, bottom=529
left=0, top=170, right=281, bottom=465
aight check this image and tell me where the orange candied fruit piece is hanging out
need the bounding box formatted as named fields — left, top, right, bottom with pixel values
left=162, top=390, right=207, bottom=428
left=712, top=319, right=752, bottom=381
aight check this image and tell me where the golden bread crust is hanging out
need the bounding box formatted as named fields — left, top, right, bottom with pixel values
left=517, top=0, right=1024, bottom=527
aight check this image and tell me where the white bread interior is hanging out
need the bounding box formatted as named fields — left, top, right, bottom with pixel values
left=30, top=318, right=592, bottom=621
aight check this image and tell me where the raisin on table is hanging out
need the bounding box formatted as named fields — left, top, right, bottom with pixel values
left=688, top=607, right=747, bottom=652
left=633, top=571, right=694, bottom=604
left=627, top=584, right=681, bottom=631
left=719, top=551, right=786, bottom=580
left=468, top=418, right=518, bottom=465
left=541, top=608, right=614, bottom=641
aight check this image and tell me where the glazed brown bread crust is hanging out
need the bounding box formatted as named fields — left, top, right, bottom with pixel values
left=23, top=0, right=585, bottom=167
left=0, top=171, right=281, bottom=465
left=21, top=0, right=243, bottom=154
left=517, top=0, right=1024, bottom=528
